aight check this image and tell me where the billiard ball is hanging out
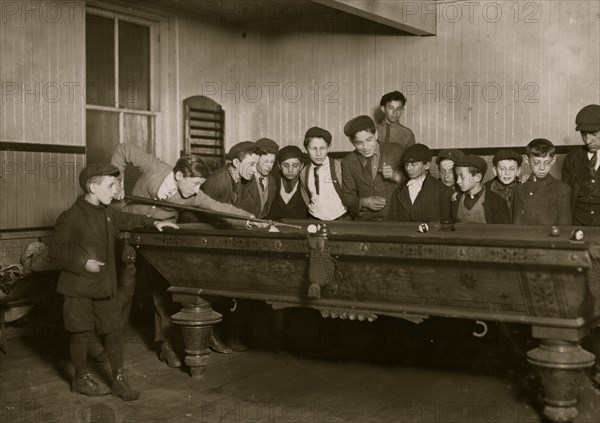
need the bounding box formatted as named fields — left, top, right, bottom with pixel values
left=307, top=224, right=318, bottom=234
left=571, top=229, right=584, bottom=241
left=418, top=223, right=429, bottom=233
left=549, top=226, right=560, bottom=237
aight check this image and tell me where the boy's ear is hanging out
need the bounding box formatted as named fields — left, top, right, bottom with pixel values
left=424, top=162, right=431, bottom=171
left=492, top=167, right=498, bottom=177
left=380, top=105, right=386, bottom=115
left=231, top=158, right=240, bottom=168
left=174, top=171, right=183, bottom=181
left=374, top=129, right=379, bottom=141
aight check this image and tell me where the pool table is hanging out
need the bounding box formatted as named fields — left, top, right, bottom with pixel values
left=128, top=221, right=600, bottom=422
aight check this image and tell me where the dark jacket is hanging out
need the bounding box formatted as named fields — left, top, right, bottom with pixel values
left=388, top=175, right=452, bottom=223
left=267, top=178, right=309, bottom=220
left=50, top=196, right=155, bottom=299
left=341, top=143, right=405, bottom=220
left=238, top=174, right=278, bottom=218
left=513, top=174, right=572, bottom=225
left=563, top=146, right=600, bottom=211
left=451, top=186, right=511, bottom=224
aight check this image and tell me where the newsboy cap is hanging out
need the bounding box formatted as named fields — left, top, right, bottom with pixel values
left=402, top=143, right=432, bottom=163
left=455, top=155, right=488, bottom=175
left=436, top=149, right=465, bottom=165
left=304, top=127, right=332, bottom=145
left=343, top=115, right=376, bottom=138
left=255, top=137, right=280, bottom=154
left=492, top=149, right=523, bottom=166
left=79, top=163, right=120, bottom=191
left=228, top=141, right=258, bottom=160
left=575, top=104, right=600, bottom=132
left=278, top=146, right=304, bottom=163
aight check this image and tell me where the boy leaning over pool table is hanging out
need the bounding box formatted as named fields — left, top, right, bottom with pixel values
left=49, top=163, right=177, bottom=400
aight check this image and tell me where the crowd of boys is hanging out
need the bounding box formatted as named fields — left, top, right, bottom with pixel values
left=49, top=93, right=600, bottom=400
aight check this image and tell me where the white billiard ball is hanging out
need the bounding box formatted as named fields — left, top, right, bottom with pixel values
left=307, top=224, right=318, bottom=234
left=418, top=223, right=429, bottom=233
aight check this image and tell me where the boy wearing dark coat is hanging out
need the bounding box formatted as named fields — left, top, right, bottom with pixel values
left=50, top=164, right=176, bottom=400
left=268, top=145, right=309, bottom=220
left=387, top=144, right=452, bottom=223
left=341, top=115, right=405, bottom=220
left=484, top=149, right=523, bottom=215
left=239, top=138, right=279, bottom=218
left=513, top=139, right=572, bottom=225
left=452, top=155, right=511, bottom=224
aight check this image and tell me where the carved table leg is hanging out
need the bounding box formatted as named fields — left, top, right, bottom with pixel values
left=527, top=339, right=595, bottom=422
left=589, top=326, right=600, bottom=387
left=169, top=288, right=222, bottom=378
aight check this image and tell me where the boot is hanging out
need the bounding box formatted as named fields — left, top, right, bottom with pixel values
left=71, top=370, right=110, bottom=396
left=227, top=335, right=248, bottom=352
left=111, top=369, right=139, bottom=401
left=158, top=341, right=182, bottom=368
left=209, top=332, right=232, bottom=354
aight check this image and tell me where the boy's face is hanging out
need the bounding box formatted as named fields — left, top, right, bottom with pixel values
left=352, top=130, right=378, bottom=158
left=438, top=159, right=456, bottom=187
left=528, top=154, right=555, bottom=180
left=175, top=173, right=205, bottom=198
left=493, top=159, right=520, bottom=185
left=456, top=167, right=481, bottom=193
left=405, top=161, right=429, bottom=180
left=306, top=138, right=329, bottom=166
left=582, top=130, right=600, bottom=153
left=234, top=153, right=260, bottom=181
left=381, top=100, right=404, bottom=124
left=90, top=175, right=119, bottom=206
left=279, top=158, right=302, bottom=181
left=257, top=153, right=276, bottom=177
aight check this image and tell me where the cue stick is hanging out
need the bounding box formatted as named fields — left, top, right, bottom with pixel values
left=123, top=195, right=303, bottom=229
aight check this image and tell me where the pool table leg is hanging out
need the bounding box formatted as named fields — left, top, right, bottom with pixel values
left=168, top=287, right=222, bottom=378
left=527, top=335, right=595, bottom=422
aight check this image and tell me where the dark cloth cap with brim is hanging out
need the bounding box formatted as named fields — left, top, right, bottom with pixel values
left=492, top=149, right=523, bottom=166
left=436, top=149, right=465, bottom=165
left=79, top=163, right=120, bottom=191
left=402, top=143, right=432, bottom=163
left=228, top=141, right=258, bottom=160
left=343, top=115, right=376, bottom=138
left=455, top=155, right=488, bottom=175
left=304, top=127, right=332, bottom=145
left=575, top=104, right=600, bottom=132
left=277, top=145, right=304, bottom=163
left=255, top=137, right=280, bottom=154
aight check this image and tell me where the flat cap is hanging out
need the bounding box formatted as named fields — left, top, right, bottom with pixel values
left=403, top=143, right=432, bottom=163
left=436, top=149, right=465, bottom=165
left=343, top=115, right=375, bottom=138
left=455, top=155, right=488, bottom=175
left=277, top=145, right=304, bottom=163
left=255, top=137, right=280, bottom=154
left=492, top=149, right=523, bottom=166
left=575, top=104, right=600, bottom=132
left=79, top=163, right=120, bottom=191
left=304, top=127, right=332, bottom=145
left=228, top=141, right=258, bottom=160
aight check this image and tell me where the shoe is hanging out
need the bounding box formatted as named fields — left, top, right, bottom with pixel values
left=158, top=341, right=182, bottom=368
left=209, top=332, right=232, bottom=354
left=94, top=350, right=109, bottom=363
left=111, top=369, right=139, bottom=401
left=71, top=370, right=110, bottom=397
left=227, top=337, right=248, bottom=352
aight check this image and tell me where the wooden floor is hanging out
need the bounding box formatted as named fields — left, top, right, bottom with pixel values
left=2, top=309, right=600, bottom=423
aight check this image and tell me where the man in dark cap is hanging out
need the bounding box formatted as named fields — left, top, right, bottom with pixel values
left=452, top=155, right=510, bottom=224
left=387, top=144, right=452, bottom=223
left=376, top=90, right=416, bottom=147
left=484, top=149, right=523, bottom=214
left=268, top=146, right=308, bottom=220
left=436, top=149, right=465, bottom=193
left=563, top=104, right=600, bottom=226
left=299, top=126, right=348, bottom=220
left=340, top=115, right=406, bottom=220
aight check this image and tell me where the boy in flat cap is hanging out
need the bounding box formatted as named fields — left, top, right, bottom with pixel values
left=238, top=138, right=280, bottom=218
left=377, top=91, right=416, bottom=148
left=111, top=144, right=262, bottom=365
left=341, top=115, right=406, bottom=220
left=299, top=127, right=348, bottom=220
left=452, top=155, right=510, bottom=224
left=484, top=150, right=523, bottom=215
left=387, top=144, right=452, bottom=223
left=562, top=104, right=600, bottom=226
left=268, top=146, right=309, bottom=220
left=513, top=139, right=571, bottom=225
left=50, top=163, right=177, bottom=400
left=436, top=149, right=465, bottom=194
